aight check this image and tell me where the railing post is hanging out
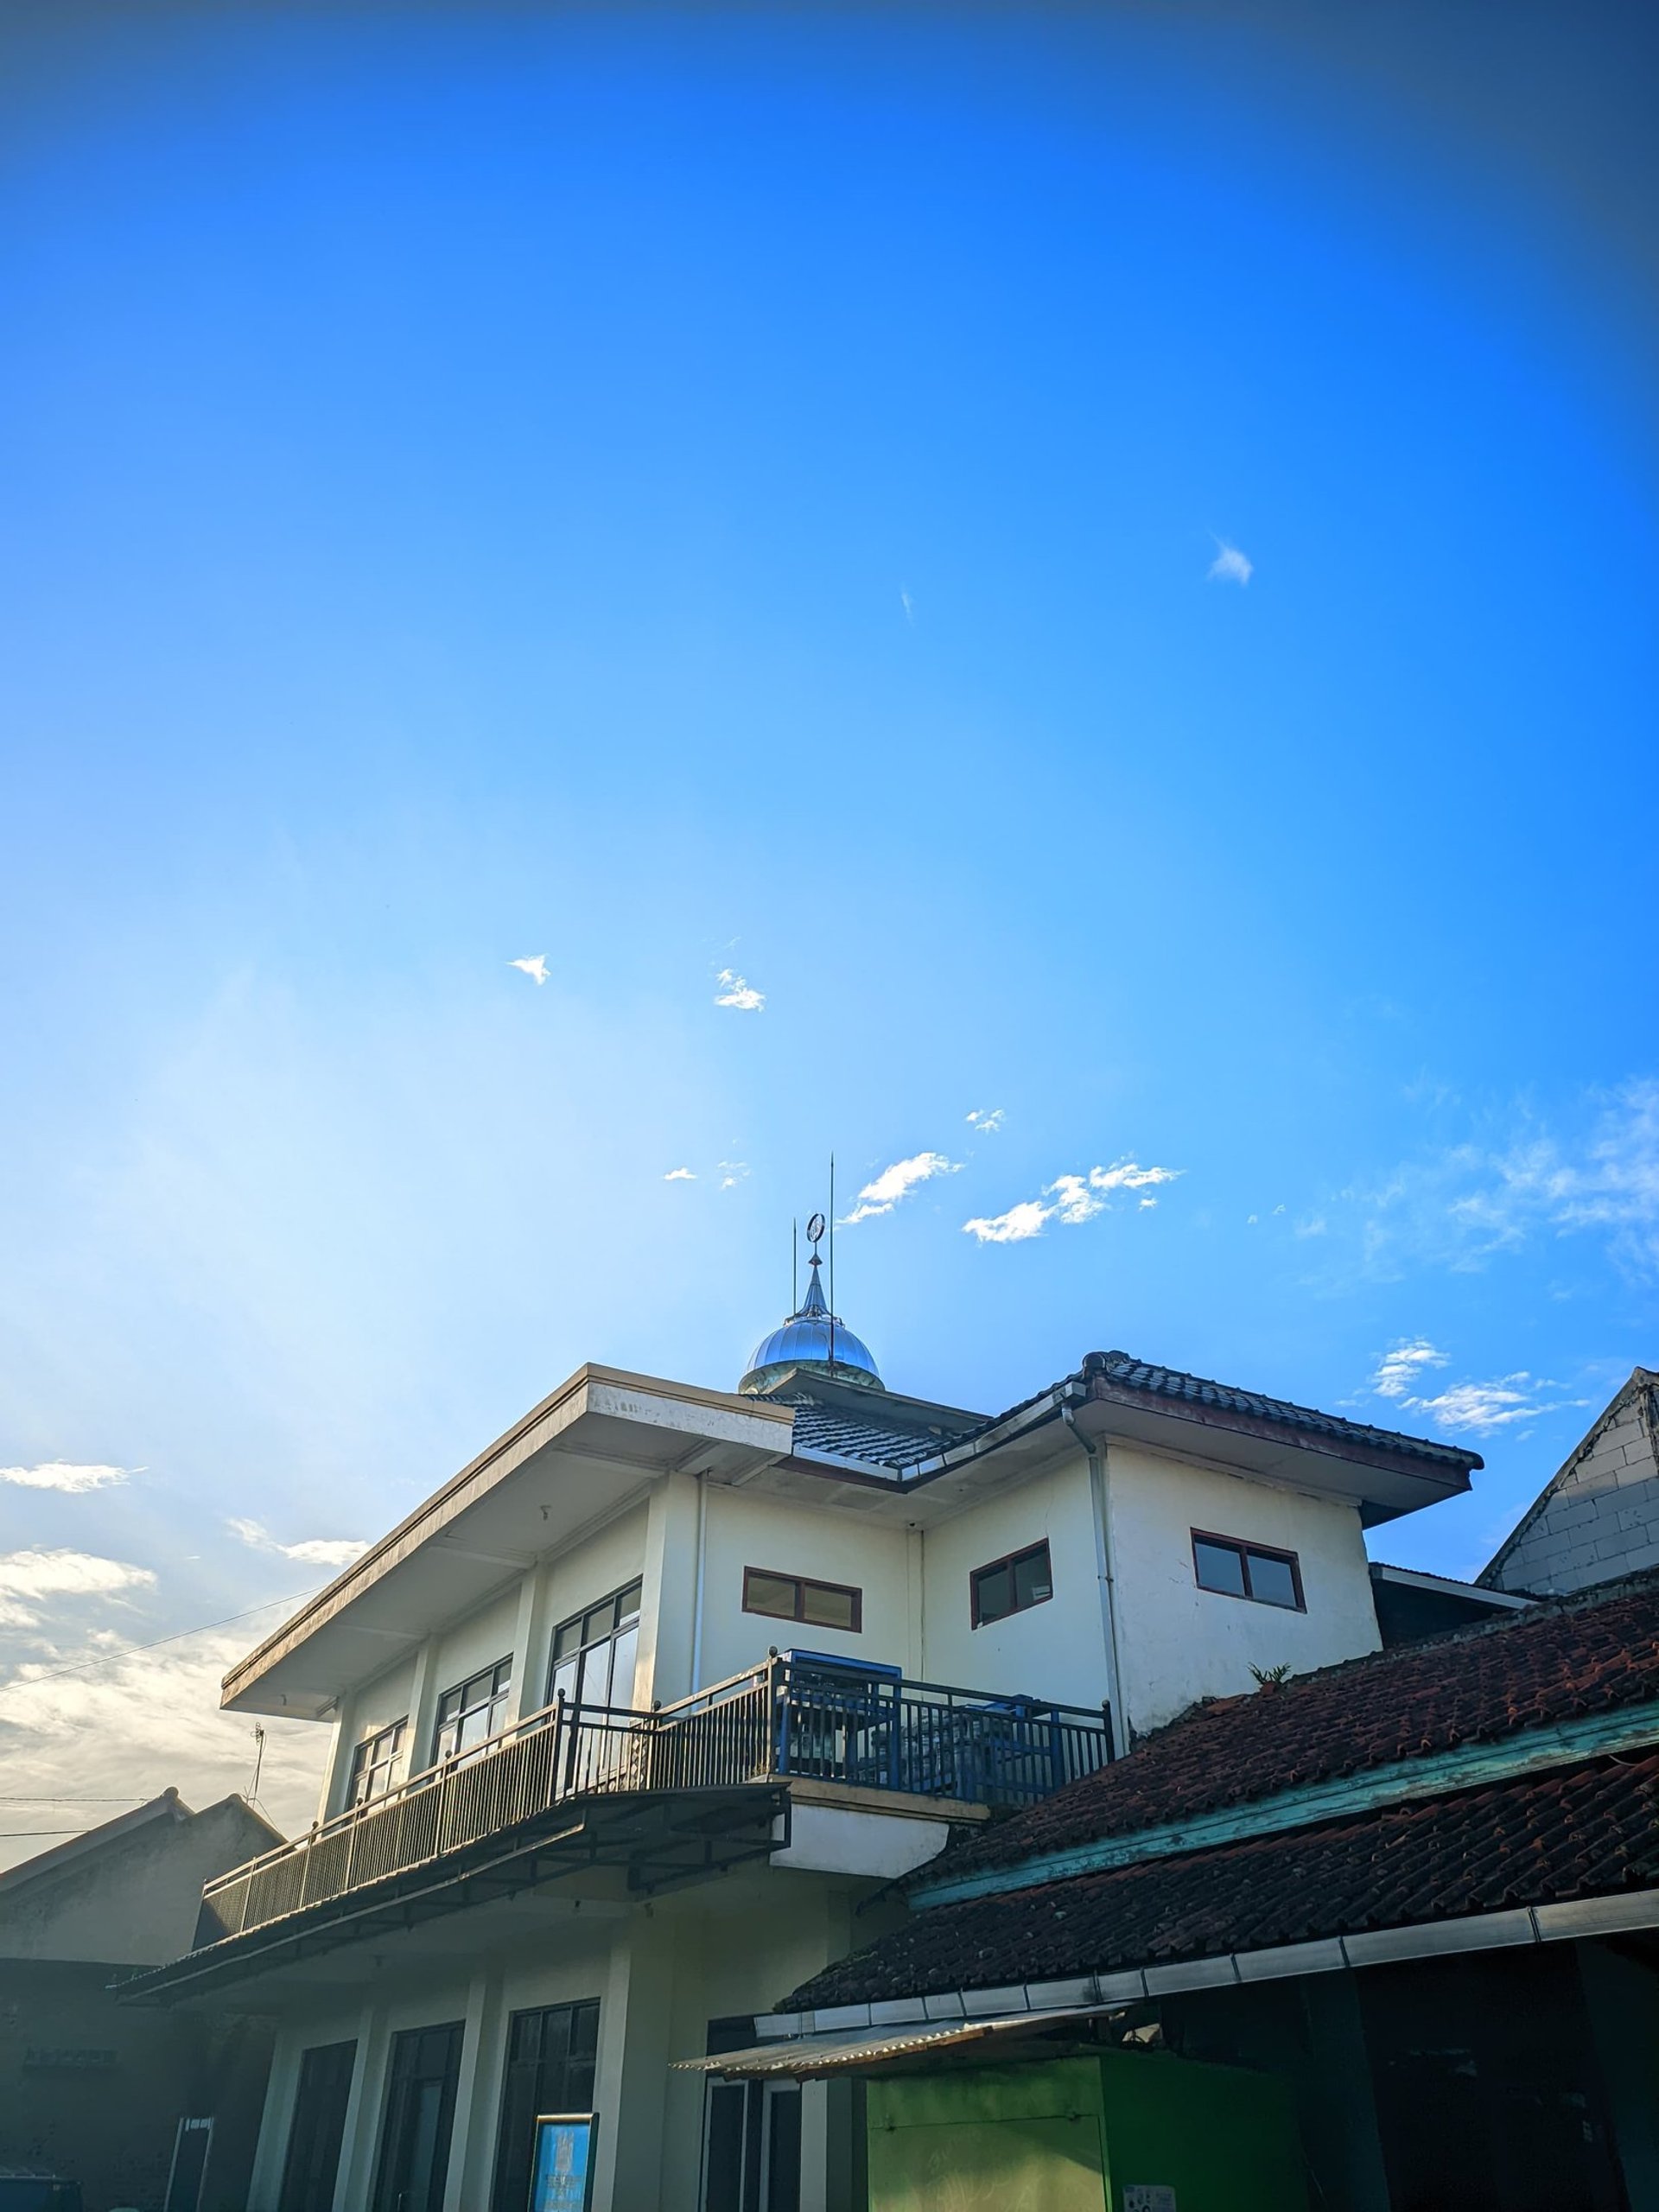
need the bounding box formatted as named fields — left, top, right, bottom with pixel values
left=562, top=1693, right=582, bottom=1797
left=1103, top=1700, right=1116, bottom=1763
left=768, top=1649, right=786, bottom=1779
left=550, top=1691, right=567, bottom=1806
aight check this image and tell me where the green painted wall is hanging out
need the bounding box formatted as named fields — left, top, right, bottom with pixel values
left=866, top=2051, right=1307, bottom=2212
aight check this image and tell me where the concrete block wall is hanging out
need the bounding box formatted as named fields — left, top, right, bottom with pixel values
left=1491, top=1387, right=1659, bottom=1595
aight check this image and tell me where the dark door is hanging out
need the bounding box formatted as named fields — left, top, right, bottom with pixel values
left=279, top=2040, right=358, bottom=2212
left=372, top=2022, right=464, bottom=2212
left=490, top=2000, right=601, bottom=2212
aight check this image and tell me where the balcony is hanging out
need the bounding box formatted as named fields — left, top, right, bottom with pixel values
left=122, top=1656, right=1111, bottom=2003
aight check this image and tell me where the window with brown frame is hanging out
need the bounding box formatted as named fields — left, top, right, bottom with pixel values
left=1191, top=1530, right=1305, bottom=1611
left=741, top=1567, right=861, bottom=1634
left=969, top=1540, right=1052, bottom=1628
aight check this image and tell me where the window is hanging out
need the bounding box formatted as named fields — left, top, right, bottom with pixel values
left=548, top=1580, right=643, bottom=1713
left=701, top=2017, right=800, bottom=2212
left=279, top=2041, right=357, bottom=2212
left=371, top=2021, right=464, bottom=2212
left=970, top=1541, right=1052, bottom=1628
left=490, top=2000, right=600, bottom=2212
left=433, top=1659, right=512, bottom=1763
left=1192, top=1531, right=1304, bottom=1611
left=741, top=1568, right=861, bottom=1634
left=347, top=1719, right=406, bottom=1807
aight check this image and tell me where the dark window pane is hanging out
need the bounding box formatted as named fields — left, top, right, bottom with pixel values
left=1193, top=1539, right=1248, bottom=1597
left=1012, top=1547, right=1052, bottom=1611
left=584, top=1604, right=613, bottom=1643
left=702, top=2083, right=747, bottom=2212
left=800, top=1584, right=856, bottom=1632
left=492, top=2002, right=600, bottom=2212
left=372, top=2022, right=462, bottom=2212
left=279, top=2041, right=356, bottom=2212
left=1247, top=1550, right=1300, bottom=1608
left=764, top=2086, right=802, bottom=2212
left=974, top=1563, right=1013, bottom=1624
left=745, top=1573, right=798, bottom=1620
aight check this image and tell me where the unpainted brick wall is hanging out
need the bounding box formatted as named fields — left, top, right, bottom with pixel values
left=1492, top=1391, right=1659, bottom=1594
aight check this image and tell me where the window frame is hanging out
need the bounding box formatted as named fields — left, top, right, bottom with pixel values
left=546, top=1578, right=644, bottom=1713
left=347, top=1718, right=407, bottom=1808
left=432, top=1656, right=513, bottom=1764
left=969, top=1539, right=1054, bottom=1630
left=1190, top=1529, right=1306, bottom=1611
left=741, top=1567, right=863, bottom=1635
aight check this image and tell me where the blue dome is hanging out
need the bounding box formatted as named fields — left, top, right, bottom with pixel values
left=740, top=1255, right=882, bottom=1395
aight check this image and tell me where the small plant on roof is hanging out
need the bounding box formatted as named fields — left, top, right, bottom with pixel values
left=1249, top=1662, right=1292, bottom=1689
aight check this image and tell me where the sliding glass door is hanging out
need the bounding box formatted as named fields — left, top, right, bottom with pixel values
left=371, top=2021, right=464, bottom=2212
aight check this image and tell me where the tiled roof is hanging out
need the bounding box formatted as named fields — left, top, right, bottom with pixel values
left=783, top=1751, right=1659, bottom=2008
left=905, top=1568, right=1659, bottom=1884
left=784, top=1399, right=982, bottom=1471
left=1080, top=1350, right=1482, bottom=1471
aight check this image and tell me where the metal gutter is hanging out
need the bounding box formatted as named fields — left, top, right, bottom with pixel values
left=909, top=1700, right=1659, bottom=1908
left=755, top=1887, right=1659, bottom=2044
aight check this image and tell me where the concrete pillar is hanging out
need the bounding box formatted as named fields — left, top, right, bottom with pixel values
left=245, top=2024, right=304, bottom=2212
left=407, top=1634, right=442, bottom=1776
left=639, top=1472, right=701, bottom=1705
left=338, top=2000, right=391, bottom=2210
left=443, top=1967, right=500, bottom=2212
left=1580, top=1938, right=1659, bottom=2210
left=591, top=1912, right=677, bottom=2211
left=510, top=1561, right=556, bottom=1726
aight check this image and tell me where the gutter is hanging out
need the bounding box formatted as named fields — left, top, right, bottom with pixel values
left=755, top=1886, right=1659, bottom=2046
left=1060, top=1399, right=1127, bottom=1750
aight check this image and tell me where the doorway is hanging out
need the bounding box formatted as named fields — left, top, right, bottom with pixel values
left=371, top=2021, right=465, bottom=2212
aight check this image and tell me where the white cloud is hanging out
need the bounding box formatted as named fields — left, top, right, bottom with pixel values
left=718, top=1160, right=749, bottom=1191
left=509, top=956, right=549, bottom=985
left=965, top=1109, right=1005, bottom=1135
left=226, top=1519, right=368, bottom=1570
left=1208, top=539, right=1254, bottom=586
left=1351, top=1080, right=1659, bottom=1282
left=0, top=1462, right=130, bottom=1494
left=0, top=1630, right=326, bottom=1873
left=963, top=1158, right=1182, bottom=1243
left=842, top=1152, right=960, bottom=1225
left=900, top=589, right=915, bottom=626
left=0, top=1550, right=156, bottom=1628
left=962, top=1199, right=1052, bottom=1245
left=715, top=969, right=765, bottom=1012
left=1371, top=1340, right=1450, bottom=1400
left=1139, top=1198, right=1158, bottom=1210
left=664, top=1167, right=696, bottom=1182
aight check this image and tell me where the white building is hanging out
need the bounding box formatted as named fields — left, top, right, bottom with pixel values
left=126, top=1254, right=1480, bottom=2212
left=1482, top=1366, right=1659, bottom=1597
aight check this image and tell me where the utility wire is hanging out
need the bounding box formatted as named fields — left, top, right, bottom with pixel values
left=0, top=1588, right=323, bottom=1698
left=0, top=1827, right=92, bottom=1838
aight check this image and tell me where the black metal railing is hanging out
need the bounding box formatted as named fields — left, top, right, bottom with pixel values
left=194, top=1657, right=1110, bottom=1948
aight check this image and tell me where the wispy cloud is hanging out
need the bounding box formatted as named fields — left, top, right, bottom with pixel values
left=1350, top=1080, right=1659, bottom=1282
left=664, top=1167, right=696, bottom=1182
left=226, top=1519, right=368, bottom=1570
left=715, top=969, right=765, bottom=1013
left=1366, top=1340, right=1587, bottom=1437
left=0, top=1630, right=326, bottom=1873
left=509, top=955, right=549, bottom=985
left=1371, top=1340, right=1450, bottom=1399
left=718, top=1160, right=749, bottom=1191
left=1208, top=538, right=1253, bottom=586
left=0, top=1549, right=156, bottom=1629
left=900, top=589, right=915, bottom=626
left=842, top=1152, right=960, bottom=1225
left=965, top=1109, right=1004, bottom=1135
left=0, top=1462, right=131, bottom=1494
left=963, top=1159, right=1182, bottom=1243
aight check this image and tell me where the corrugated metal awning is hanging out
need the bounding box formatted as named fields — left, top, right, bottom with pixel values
left=674, top=2005, right=1109, bottom=2079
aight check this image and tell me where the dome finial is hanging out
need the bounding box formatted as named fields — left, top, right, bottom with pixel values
left=739, top=1204, right=883, bottom=1395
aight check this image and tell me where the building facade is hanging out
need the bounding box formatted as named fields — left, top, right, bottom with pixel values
left=1483, top=1367, right=1659, bottom=1597
left=126, top=1271, right=1480, bottom=2212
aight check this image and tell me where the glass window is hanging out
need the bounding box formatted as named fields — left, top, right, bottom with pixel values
left=490, top=1999, right=600, bottom=2212
left=741, top=1568, right=862, bottom=1634
left=701, top=2018, right=801, bottom=2212
left=1192, top=1532, right=1304, bottom=1611
left=433, top=1659, right=512, bottom=1764
left=970, top=1541, right=1052, bottom=1628
left=279, top=2040, right=357, bottom=2212
left=548, top=1580, right=644, bottom=1712
left=348, top=1719, right=406, bottom=1807
left=371, top=2021, right=463, bottom=2212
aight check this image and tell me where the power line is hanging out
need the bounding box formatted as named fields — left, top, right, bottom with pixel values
left=0, top=1796, right=147, bottom=1804
left=0, top=1827, right=92, bottom=1838
left=0, top=1588, right=323, bottom=1698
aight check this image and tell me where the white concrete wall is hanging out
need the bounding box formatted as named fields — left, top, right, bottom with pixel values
left=1490, top=1390, right=1659, bottom=1594
left=692, top=1484, right=913, bottom=1688
left=919, top=1452, right=1105, bottom=1707
left=1108, top=1440, right=1380, bottom=1733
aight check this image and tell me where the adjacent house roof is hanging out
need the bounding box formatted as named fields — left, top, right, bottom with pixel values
left=1480, top=1366, right=1659, bottom=1588
left=779, top=1567, right=1659, bottom=2015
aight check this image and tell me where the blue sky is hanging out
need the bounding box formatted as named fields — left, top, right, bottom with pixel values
left=0, top=6, right=1654, bottom=1852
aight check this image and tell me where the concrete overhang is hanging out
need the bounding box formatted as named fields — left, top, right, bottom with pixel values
left=221, top=1366, right=792, bottom=1720
left=1065, top=1387, right=1473, bottom=1526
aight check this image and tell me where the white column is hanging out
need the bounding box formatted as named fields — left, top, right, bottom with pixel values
left=589, top=1914, right=677, bottom=2210
left=443, top=1967, right=500, bottom=2212
left=407, top=1633, right=441, bottom=1774
left=509, top=1561, right=555, bottom=1725
left=245, top=2026, right=304, bottom=2212
left=799, top=2081, right=830, bottom=2212
left=337, top=1999, right=391, bottom=2210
